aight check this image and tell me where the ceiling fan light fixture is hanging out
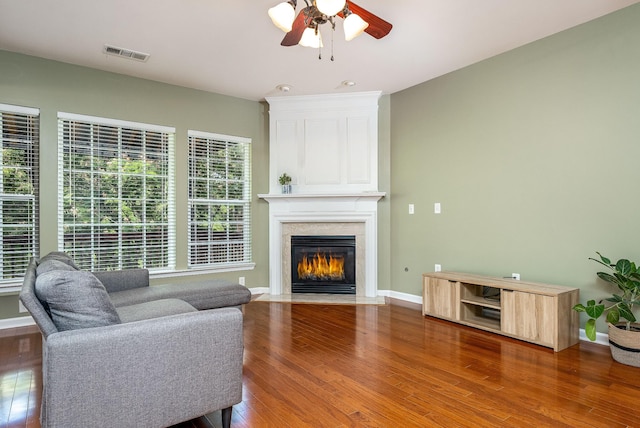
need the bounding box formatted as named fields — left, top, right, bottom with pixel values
left=299, top=27, right=323, bottom=48
left=268, top=1, right=296, bottom=32
left=315, top=0, right=346, bottom=17
left=343, top=12, right=369, bottom=41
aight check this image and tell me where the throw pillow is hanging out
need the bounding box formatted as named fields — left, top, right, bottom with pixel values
left=38, top=251, right=80, bottom=270
left=35, top=270, right=121, bottom=331
left=36, top=259, right=78, bottom=275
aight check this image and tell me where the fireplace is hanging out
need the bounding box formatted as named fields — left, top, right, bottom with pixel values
left=258, top=194, right=384, bottom=297
left=291, top=235, right=356, bottom=294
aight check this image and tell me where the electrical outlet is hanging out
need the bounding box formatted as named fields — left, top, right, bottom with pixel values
left=512, top=273, right=520, bottom=281
left=435, top=264, right=441, bottom=272
left=408, top=204, right=415, bottom=215
left=434, top=202, right=441, bottom=214
left=239, top=276, right=245, bottom=286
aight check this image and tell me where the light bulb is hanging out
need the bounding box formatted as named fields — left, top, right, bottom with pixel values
left=268, top=2, right=296, bottom=33
left=299, top=27, right=323, bottom=48
left=343, top=12, right=368, bottom=41
left=315, top=0, right=346, bottom=17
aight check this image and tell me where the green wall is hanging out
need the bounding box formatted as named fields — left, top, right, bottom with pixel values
left=0, top=50, right=393, bottom=322
left=390, top=4, right=640, bottom=333
left=0, top=50, right=270, bottom=320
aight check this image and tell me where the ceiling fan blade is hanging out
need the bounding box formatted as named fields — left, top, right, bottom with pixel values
left=340, top=1, right=392, bottom=39
left=281, top=7, right=310, bottom=46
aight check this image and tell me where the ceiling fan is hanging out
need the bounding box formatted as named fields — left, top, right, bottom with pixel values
left=268, top=0, right=392, bottom=50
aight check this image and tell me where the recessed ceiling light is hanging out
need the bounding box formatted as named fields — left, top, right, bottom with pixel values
left=341, top=80, right=356, bottom=87
left=276, top=84, right=292, bottom=92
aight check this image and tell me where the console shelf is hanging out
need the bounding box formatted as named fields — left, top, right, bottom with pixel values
left=422, top=272, right=580, bottom=351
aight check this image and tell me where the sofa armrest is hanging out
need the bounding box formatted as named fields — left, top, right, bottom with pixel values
left=42, top=308, right=243, bottom=428
left=92, top=268, right=149, bottom=293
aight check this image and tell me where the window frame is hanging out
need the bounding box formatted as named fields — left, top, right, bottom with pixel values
left=57, top=112, right=176, bottom=272
left=187, top=130, right=252, bottom=270
left=0, top=103, right=39, bottom=288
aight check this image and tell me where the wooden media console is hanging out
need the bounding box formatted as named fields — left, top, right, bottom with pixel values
left=422, top=271, right=580, bottom=351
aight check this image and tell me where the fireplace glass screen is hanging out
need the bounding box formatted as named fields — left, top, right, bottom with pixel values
left=291, top=235, right=356, bottom=294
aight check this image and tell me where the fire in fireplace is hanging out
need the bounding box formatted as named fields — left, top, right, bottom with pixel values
left=291, top=235, right=356, bottom=294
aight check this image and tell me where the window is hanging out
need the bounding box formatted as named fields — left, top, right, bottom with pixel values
left=188, top=131, right=251, bottom=268
left=58, top=113, right=175, bottom=271
left=0, top=104, right=39, bottom=285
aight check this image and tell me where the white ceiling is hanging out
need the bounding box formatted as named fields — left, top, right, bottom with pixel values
left=0, top=0, right=637, bottom=101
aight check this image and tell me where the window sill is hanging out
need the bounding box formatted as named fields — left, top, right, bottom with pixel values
left=0, top=285, right=21, bottom=296
left=151, top=262, right=256, bottom=280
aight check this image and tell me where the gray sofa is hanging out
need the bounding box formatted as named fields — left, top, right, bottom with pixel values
left=19, top=251, right=251, bottom=428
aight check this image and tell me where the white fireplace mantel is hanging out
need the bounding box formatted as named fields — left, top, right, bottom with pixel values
left=258, top=192, right=385, bottom=205
left=258, top=192, right=385, bottom=297
left=262, top=93, right=384, bottom=298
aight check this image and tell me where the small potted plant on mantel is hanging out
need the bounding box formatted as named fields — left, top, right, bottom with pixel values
left=278, top=173, right=292, bottom=194
left=573, top=252, right=640, bottom=367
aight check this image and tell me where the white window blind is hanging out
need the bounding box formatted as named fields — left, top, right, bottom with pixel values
left=58, top=113, right=175, bottom=272
left=188, top=131, right=251, bottom=268
left=0, top=104, right=39, bottom=285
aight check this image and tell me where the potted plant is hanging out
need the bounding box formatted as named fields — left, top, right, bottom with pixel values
left=573, top=252, right=640, bottom=366
left=278, top=173, right=292, bottom=194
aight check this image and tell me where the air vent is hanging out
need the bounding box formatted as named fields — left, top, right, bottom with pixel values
left=103, top=44, right=150, bottom=62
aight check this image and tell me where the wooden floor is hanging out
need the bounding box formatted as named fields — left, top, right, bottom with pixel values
left=3, top=299, right=640, bottom=427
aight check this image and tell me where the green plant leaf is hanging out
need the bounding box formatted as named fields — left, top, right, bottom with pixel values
left=606, top=309, right=620, bottom=324
left=585, top=302, right=604, bottom=319
left=597, top=272, right=620, bottom=285
left=595, top=252, right=611, bottom=265
left=573, top=304, right=586, bottom=312
left=605, top=294, right=623, bottom=303
left=616, top=259, right=632, bottom=276
left=613, top=273, right=633, bottom=290
left=585, top=318, right=597, bottom=341
left=618, top=303, right=637, bottom=323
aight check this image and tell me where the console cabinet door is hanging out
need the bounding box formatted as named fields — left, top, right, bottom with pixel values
left=501, top=290, right=555, bottom=347
left=423, top=278, right=458, bottom=320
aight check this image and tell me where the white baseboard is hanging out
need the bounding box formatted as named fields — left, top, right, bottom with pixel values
left=0, top=315, right=34, bottom=330
left=377, top=289, right=423, bottom=305
left=249, top=287, right=270, bottom=295
left=579, top=328, right=609, bottom=346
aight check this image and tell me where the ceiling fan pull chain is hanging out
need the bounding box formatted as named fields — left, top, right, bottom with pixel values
left=331, top=22, right=335, bottom=61
left=318, top=25, right=322, bottom=60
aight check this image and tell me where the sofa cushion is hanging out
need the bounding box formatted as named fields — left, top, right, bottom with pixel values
left=116, top=299, right=198, bottom=323
left=109, top=280, right=251, bottom=310
left=35, top=270, right=121, bottom=331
